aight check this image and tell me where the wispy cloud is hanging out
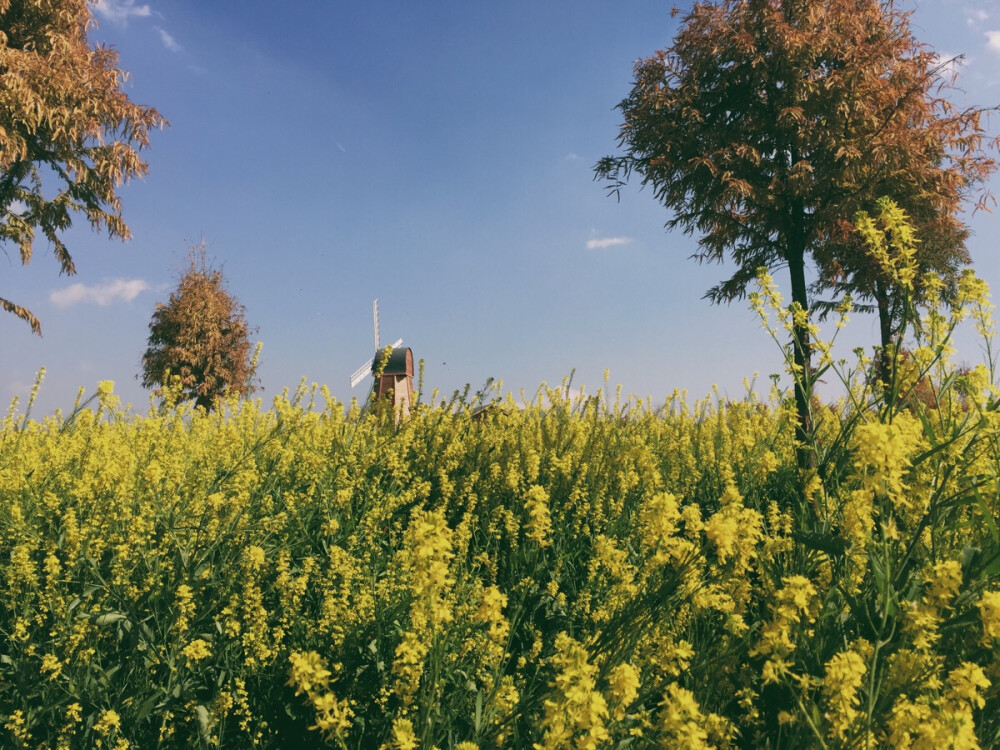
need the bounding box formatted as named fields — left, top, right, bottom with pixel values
left=968, top=9, right=989, bottom=26
left=156, top=27, right=182, bottom=53
left=92, top=0, right=152, bottom=25
left=987, top=30, right=1000, bottom=53
left=564, top=152, right=581, bottom=161
left=586, top=236, right=631, bottom=250
left=92, top=0, right=151, bottom=24
left=50, top=279, right=150, bottom=308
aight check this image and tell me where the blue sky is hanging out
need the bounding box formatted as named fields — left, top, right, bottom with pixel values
left=3, top=0, right=1000, bottom=415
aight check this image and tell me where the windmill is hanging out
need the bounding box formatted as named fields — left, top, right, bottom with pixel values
left=349, top=299, right=414, bottom=416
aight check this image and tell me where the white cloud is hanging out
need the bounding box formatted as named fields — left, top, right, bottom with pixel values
left=50, top=279, right=150, bottom=308
left=92, top=0, right=152, bottom=24
left=968, top=9, right=989, bottom=26
left=987, top=30, right=1000, bottom=53
left=586, top=236, right=631, bottom=250
left=564, top=152, right=581, bottom=161
left=155, top=27, right=182, bottom=52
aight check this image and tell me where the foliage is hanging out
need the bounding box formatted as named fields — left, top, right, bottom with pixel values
left=0, top=0, right=165, bottom=334
left=140, top=249, right=257, bottom=410
left=595, top=0, right=998, bottom=467
left=4, top=266, right=1000, bottom=746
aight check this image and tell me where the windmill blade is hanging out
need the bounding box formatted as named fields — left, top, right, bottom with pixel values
left=373, top=299, right=380, bottom=351
left=350, top=339, right=403, bottom=388
left=350, top=358, right=374, bottom=388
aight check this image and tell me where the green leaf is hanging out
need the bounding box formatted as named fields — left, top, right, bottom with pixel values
left=976, top=549, right=1000, bottom=581
left=974, top=487, right=1000, bottom=546
left=793, top=530, right=848, bottom=557
left=91, top=612, right=128, bottom=627
left=135, top=694, right=160, bottom=722
left=196, top=705, right=210, bottom=739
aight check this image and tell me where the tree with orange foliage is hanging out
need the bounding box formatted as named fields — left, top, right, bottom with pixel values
left=141, top=247, right=257, bottom=410
left=596, top=0, right=997, bottom=469
left=0, top=0, right=165, bottom=334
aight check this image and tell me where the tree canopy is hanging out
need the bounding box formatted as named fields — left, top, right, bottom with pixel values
left=595, top=0, right=998, bottom=465
left=0, top=0, right=165, bottom=334
left=141, top=248, right=256, bottom=410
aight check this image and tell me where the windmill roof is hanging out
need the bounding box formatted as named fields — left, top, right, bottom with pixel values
left=376, top=346, right=413, bottom=375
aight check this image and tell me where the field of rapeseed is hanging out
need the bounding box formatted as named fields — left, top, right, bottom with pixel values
left=5, top=268, right=1000, bottom=748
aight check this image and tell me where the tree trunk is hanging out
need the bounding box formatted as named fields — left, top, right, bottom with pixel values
left=876, top=284, right=895, bottom=400
left=787, top=206, right=814, bottom=472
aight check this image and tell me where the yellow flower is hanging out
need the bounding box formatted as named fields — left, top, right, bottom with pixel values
left=639, top=491, right=695, bottom=564
left=93, top=709, right=121, bottom=736
left=822, top=650, right=867, bottom=740
left=174, top=583, right=196, bottom=634
left=524, top=484, right=553, bottom=548
left=4, top=709, right=30, bottom=744
left=182, top=638, right=212, bottom=662
left=608, top=662, right=640, bottom=721
left=840, top=489, right=875, bottom=553
left=65, top=702, right=82, bottom=726
left=288, top=650, right=332, bottom=695
left=947, top=663, right=990, bottom=710
left=978, top=590, right=1000, bottom=646
left=310, top=691, right=354, bottom=736
left=854, top=198, right=919, bottom=293
left=536, top=632, right=610, bottom=749
left=386, top=718, right=419, bottom=750
left=758, top=450, right=779, bottom=478
left=751, top=575, right=818, bottom=682
left=925, top=560, right=962, bottom=608
left=402, top=509, right=455, bottom=628
left=477, top=585, right=510, bottom=642
left=245, top=545, right=266, bottom=570
left=852, top=417, right=923, bottom=504
left=40, top=652, right=63, bottom=680
left=704, top=485, right=762, bottom=568
left=658, top=683, right=714, bottom=749
left=889, top=667, right=987, bottom=750
left=392, top=630, right=428, bottom=707
left=902, top=601, right=942, bottom=652
left=477, top=585, right=507, bottom=622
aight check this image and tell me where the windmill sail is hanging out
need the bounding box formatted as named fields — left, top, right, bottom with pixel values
left=349, top=337, right=404, bottom=389
left=350, top=358, right=375, bottom=388
left=348, top=298, right=403, bottom=388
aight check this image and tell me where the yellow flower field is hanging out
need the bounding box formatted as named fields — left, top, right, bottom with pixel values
left=4, top=271, right=1000, bottom=748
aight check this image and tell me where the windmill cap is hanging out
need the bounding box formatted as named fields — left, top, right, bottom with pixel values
left=375, top=347, right=414, bottom=376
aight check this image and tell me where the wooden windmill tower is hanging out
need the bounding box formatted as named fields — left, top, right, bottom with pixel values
left=349, top=299, right=414, bottom=416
